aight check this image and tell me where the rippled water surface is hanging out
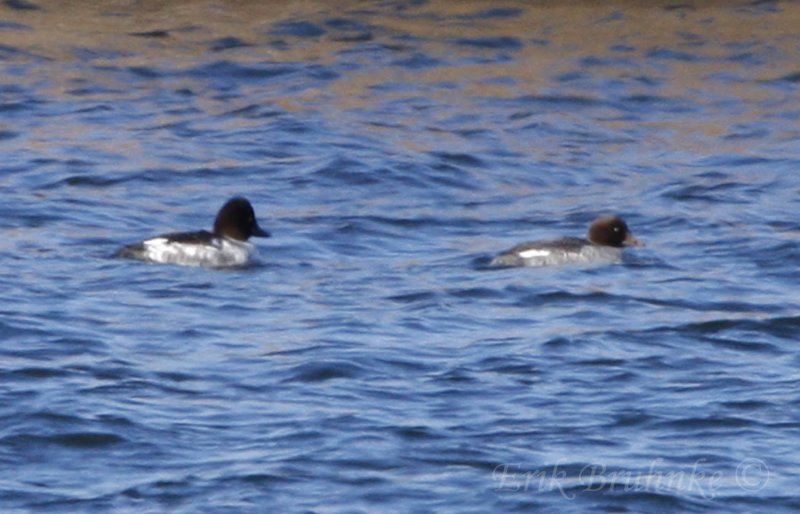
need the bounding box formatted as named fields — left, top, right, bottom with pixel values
left=2, top=1, right=800, bottom=512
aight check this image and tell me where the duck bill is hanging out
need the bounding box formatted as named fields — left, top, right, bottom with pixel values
left=252, top=226, right=271, bottom=238
left=624, top=233, right=644, bottom=247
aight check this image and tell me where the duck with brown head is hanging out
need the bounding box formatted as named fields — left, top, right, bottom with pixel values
left=490, top=215, right=643, bottom=268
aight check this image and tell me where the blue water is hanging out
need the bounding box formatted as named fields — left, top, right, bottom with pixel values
left=2, top=1, right=800, bottom=512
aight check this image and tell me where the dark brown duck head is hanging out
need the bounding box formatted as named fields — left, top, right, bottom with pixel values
left=587, top=215, right=643, bottom=248
left=213, top=197, right=270, bottom=241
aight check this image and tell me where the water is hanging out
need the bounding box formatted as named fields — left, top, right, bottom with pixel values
left=2, top=1, right=799, bottom=512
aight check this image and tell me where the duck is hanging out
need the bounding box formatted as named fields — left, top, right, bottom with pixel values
left=117, top=196, right=270, bottom=267
left=490, top=215, right=643, bottom=267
